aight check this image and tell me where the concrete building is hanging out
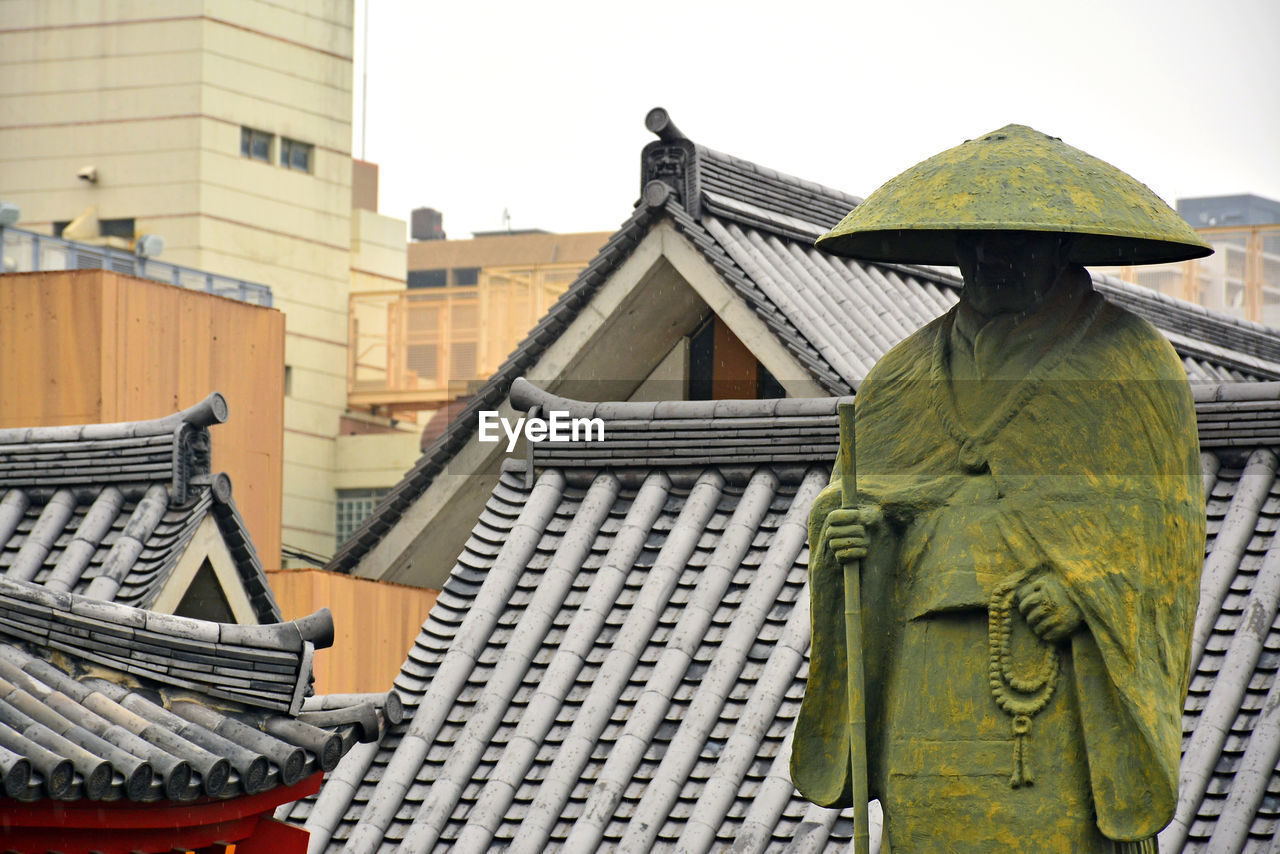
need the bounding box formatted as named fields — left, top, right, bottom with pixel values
left=1099, top=194, right=1280, bottom=327
left=0, top=1, right=415, bottom=565
left=338, top=222, right=609, bottom=544
left=347, top=225, right=611, bottom=414
left=329, top=112, right=1280, bottom=590
left=1179, top=194, right=1280, bottom=228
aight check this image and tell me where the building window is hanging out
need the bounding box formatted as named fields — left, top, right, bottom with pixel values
left=336, top=488, right=389, bottom=545
left=281, top=137, right=313, bottom=172
left=409, top=269, right=447, bottom=288
left=52, top=217, right=135, bottom=239
left=452, top=267, right=480, bottom=286
left=241, top=126, right=273, bottom=162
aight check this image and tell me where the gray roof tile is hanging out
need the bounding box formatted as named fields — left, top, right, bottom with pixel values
left=296, top=379, right=1280, bottom=852
left=291, top=388, right=872, bottom=851
left=1159, top=387, right=1280, bottom=851
left=330, top=119, right=1280, bottom=578
left=0, top=577, right=387, bottom=807
left=0, top=395, right=279, bottom=623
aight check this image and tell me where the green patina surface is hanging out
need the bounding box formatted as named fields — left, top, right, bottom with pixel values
left=793, top=126, right=1208, bottom=851
left=792, top=288, right=1204, bottom=849
left=816, top=124, right=1212, bottom=266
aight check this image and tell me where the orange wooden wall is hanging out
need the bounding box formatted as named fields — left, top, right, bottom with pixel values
left=268, top=569, right=439, bottom=694
left=0, top=270, right=284, bottom=569
left=712, top=318, right=759, bottom=398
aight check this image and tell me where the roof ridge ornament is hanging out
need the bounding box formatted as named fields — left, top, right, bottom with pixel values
left=641, top=107, right=702, bottom=219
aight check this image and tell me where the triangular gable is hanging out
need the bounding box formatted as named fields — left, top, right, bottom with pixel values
left=0, top=394, right=282, bottom=624
left=329, top=113, right=1280, bottom=590
left=342, top=219, right=832, bottom=588
left=151, top=514, right=260, bottom=624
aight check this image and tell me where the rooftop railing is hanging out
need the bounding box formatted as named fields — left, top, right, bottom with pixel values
left=0, top=225, right=273, bottom=307
left=349, top=262, right=581, bottom=412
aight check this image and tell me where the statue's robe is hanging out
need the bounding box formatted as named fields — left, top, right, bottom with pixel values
left=791, top=277, right=1204, bottom=845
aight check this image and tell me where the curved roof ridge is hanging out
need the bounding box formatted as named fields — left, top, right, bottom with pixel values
left=0, top=392, right=227, bottom=446
left=509, top=379, right=844, bottom=477
left=508, top=376, right=845, bottom=421
left=699, top=146, right=863, bottom=208
left=0, top=576, right=330, bottom=712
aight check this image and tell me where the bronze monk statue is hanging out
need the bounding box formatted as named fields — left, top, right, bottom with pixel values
left=791, top=125, right=1212, bottom=852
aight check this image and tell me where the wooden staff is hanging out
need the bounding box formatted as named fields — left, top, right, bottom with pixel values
left=837, top=401, right=869, bottom=854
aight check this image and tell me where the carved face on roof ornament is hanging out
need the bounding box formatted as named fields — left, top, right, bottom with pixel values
left=816, top=123, right=1212, bottom=270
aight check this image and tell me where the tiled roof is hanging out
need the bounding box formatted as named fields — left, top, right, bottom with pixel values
left=288, top=383, right=862, bottom=851
left=0, top=394, right=280, bottom=623
left=1162, top=382, right=1280, bottom=852
left=0, top=576, right=397, bottom=804
left=298, top=379, right=1280, bottom=852
left=327, top=112, right=1280, bottom=576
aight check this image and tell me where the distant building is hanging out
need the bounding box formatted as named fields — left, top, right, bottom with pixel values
left=330, top=112, right=1280, bottom=591
left=1098, top=194, right=1280, bottom=326
left=347, top=224, right=611, bottom=415
left=1179, top=194, right=1280, bottom=228
left=337, top=225, right=610, bottom=544
left=0, top=2, right=416, bottom=565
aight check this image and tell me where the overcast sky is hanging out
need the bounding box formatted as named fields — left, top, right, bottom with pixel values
left=354, top=0, right=1280, bottom=238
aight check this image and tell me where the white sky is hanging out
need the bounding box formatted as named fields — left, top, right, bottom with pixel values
left=354, top=0, right=1280, bottom=238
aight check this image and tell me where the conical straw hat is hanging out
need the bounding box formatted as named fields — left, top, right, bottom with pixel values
left=817, top=124, right=1212, bottom=266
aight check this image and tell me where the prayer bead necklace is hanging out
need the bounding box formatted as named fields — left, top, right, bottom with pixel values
left=988, top=573, right=1060, bottom=788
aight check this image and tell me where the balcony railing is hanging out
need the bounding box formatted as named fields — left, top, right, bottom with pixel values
left=348, top=263, right=581, bottom=412
left=1097, top=224, right=1280, bottom=327
left=0, top=225, right=273, bottom=307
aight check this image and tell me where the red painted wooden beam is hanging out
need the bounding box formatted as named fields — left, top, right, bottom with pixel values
left=0, top=772, right=321, bottom=854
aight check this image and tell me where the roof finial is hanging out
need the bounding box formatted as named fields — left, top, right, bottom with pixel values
left=645, top=107, right=687, bottom=143
left=640, top=108, right=700, bottom=218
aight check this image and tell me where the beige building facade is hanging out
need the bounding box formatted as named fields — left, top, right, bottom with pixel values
left=0, top=0, right=416, bottom=565
left=348, top=229, right=612, bottom=413
left=1098, top=224, right=1280, bottom=328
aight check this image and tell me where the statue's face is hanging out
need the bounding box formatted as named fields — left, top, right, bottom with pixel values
left=954, top=232, right=1071, bottom=315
